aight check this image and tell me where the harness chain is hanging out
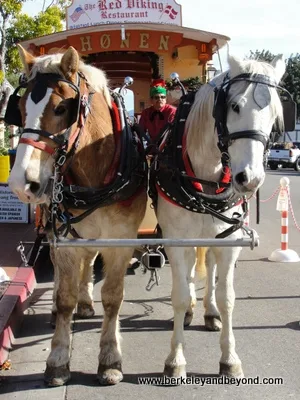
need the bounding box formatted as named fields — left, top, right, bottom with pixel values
left=10, top=72, right=147, bottom=239
left=51, top=90, right=148, bottom=237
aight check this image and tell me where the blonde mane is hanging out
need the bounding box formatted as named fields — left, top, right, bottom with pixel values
left=29, top=53, right=112, bottom=107
left=185, top=57, right=284, bottom=161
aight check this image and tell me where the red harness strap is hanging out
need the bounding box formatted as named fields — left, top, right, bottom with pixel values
left=19, top=138, right=56, bottom=155
left=182, top=128, right=231, bottom=194
left=156, top=128, right=232, bottom=207
left=103, top=101, right=122, bottom=185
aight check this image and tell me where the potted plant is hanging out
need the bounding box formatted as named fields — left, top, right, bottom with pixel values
left=166, top=76, right=203, bottom=106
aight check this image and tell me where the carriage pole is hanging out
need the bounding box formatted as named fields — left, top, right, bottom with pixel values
left=52, top=232, right=259, bottom=250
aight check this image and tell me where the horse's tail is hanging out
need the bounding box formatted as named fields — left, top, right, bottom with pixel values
left=195, top=247, right=207, bottom=280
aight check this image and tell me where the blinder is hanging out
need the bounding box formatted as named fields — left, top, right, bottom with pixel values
left=4, top=73, right=83, bottom=154
left=4, top=84, right=25, bottom=127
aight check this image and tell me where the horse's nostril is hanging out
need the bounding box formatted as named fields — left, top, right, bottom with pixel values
left=29, top=181, right=40, bottom=194
left=235, top=171, right=248, bottom=185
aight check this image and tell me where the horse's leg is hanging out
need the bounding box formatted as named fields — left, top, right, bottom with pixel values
left=164, top=247, right=194, bottom=378
left=203, top=249, right=222, bottom=331
left=184, top=248, right=197, bottom=327
left=214, top=247, right=243, bottom=377
left=44, top=248, right=82, bottom=386
left=184, top=247, right=208, bottom=327
left=49, top=246, right=59, bottom=327
left=77, top=254, right=97, bottom=318
left=97, top=247, right=132, bottom=385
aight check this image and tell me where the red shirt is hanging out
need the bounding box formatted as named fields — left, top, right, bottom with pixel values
left=139, top=104, right=176, bottom=141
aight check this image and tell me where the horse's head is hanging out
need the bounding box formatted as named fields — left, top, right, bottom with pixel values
left=214, top=55, right=286, bottom=195
left=8, top=46, right=91, bottom=204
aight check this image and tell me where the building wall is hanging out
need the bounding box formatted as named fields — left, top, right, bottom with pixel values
left=163, top=45, right=203, bottom=82
left=130, top=45, right=204, bottom=114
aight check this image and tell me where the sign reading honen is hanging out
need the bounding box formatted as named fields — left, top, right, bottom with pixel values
left=67, top=0, right=182, bottom=29
left=0, top=184, right=29, bottom=223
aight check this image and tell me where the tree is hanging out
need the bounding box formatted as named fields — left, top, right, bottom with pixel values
left=283, top=54, right=300, bottom=120
left=6, top=5, right=65, bottom=75
left=0, top=0, right=24, bottom=83
left=247, top=49, right=275, bottom=64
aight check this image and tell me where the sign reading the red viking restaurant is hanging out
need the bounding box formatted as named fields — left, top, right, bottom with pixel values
left=66, top=0, right=182, bottom=29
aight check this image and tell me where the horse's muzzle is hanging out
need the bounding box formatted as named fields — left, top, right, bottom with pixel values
left=233, top=168, right=264, bottom=194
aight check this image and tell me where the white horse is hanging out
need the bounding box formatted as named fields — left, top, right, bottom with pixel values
left=155, top=55, right=285, bottom=378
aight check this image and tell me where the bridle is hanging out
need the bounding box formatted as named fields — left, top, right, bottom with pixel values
left=212, top=72, right=288, bottom=156
left=9, top=72, right=93, bottom=160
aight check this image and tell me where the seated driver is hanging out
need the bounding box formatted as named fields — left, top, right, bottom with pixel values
left=139, top=79, right=176, bottom=142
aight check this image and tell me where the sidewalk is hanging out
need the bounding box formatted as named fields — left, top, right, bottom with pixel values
left=0, top=222, right=37, bottom=366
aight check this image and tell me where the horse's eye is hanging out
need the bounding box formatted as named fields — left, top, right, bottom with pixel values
left=231, top=103, right=240, bottom=113
left=55, top=105, right=66, bottom=116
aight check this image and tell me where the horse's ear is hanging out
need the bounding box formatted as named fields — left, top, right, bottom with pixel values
left=17, top=44, right=35, bottom=76
left=270, top=54, right=286, bottom=83
left=228, top=55, right=242, bottom=77
left=60, top=47, right=79, bottom=83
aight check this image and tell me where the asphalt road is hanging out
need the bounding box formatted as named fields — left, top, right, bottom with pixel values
left=1, top=168, right=300, bottom=400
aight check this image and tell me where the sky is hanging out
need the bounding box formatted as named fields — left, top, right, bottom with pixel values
left=23, top=0, right=300, bottom=71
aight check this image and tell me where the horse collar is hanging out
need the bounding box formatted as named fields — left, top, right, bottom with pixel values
left=150, top=91, right=247, bottom=233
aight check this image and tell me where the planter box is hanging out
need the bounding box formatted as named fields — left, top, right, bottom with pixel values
left=0, top=155, right=9, bottom=183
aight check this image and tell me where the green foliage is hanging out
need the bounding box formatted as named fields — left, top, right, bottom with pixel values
left=0, top=146, right=9, bottom=156
left=166, top=76, right=203, bottom=91
left=247, top=49, right=275, bottom=63
left=0, top=0, right=23, bottom=18
left=283, top=54, right=300, bottom=119
left=6, top=6, right=64, bottom=73
left=5, top=71, right=19, bottom=87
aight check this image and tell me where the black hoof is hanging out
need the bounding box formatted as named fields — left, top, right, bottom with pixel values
left=76, top=303, right=95, bottom=318
left=204, top=315, right=222, bottom=331
left=184, top=311, right=194, bottom=327
left=44, top=363, right=71, bottom=386
left=219, top=362, right=244, bottom=377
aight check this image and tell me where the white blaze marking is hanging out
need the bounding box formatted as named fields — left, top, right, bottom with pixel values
left=9, top=88, right=53, bottom=190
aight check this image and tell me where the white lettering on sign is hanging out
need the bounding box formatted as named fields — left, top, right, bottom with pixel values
left=0, top=185, right=29, bottom=223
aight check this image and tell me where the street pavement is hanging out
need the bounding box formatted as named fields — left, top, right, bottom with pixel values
left=1, top=169, right=300, bottom=399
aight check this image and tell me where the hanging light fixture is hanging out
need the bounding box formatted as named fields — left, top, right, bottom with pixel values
left=206, top=61, right=217, bottom=82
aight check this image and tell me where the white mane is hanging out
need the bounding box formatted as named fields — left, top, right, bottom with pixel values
left=28, top=53, right=112, bottom=107
left=185, top=57, right=284, bottom=161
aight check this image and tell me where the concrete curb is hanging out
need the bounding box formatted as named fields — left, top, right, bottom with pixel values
left=0, top=267, right=36, bottom=365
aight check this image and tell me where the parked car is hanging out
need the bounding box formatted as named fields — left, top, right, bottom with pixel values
left=268, top=142, right=300, bottom=171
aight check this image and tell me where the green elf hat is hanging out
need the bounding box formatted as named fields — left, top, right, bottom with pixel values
left=150, top=78, right=167, bottom=97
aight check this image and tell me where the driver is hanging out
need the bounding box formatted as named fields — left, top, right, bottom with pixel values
left=139, top=79, right=176, bottom=142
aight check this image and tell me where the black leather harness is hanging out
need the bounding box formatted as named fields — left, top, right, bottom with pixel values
left=149, top=91, right=248, bottom=238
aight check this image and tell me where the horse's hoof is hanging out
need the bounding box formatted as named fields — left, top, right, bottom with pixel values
left=163, top=364, right=186, bottom=379
left=97, top=362, right=123, bottom=385
left=204, top=315, right=222, bottom=331
left=184, top=311, right=194, bottom=327
left=50, top=312, right=57, bottom=328
left=44, top=363, right=71, bottom=386
left=76, top=303, right=95, bottom=318
left=219, top=362, right=244, bottom=378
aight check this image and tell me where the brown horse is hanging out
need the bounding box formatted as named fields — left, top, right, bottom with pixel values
left=8, top=45, right=147, bottom=386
